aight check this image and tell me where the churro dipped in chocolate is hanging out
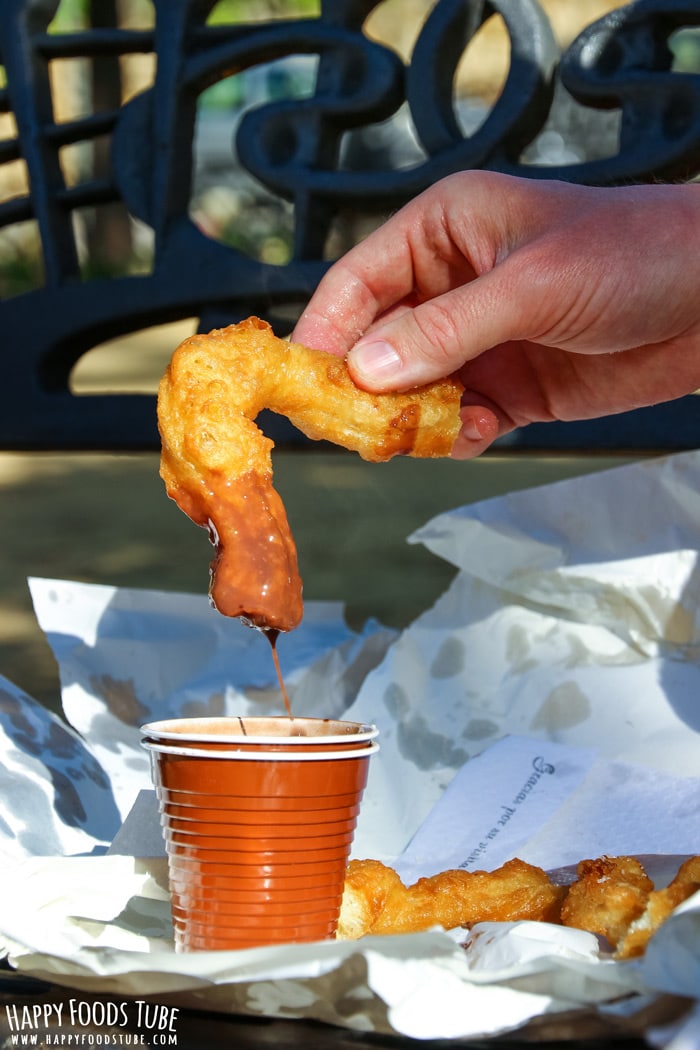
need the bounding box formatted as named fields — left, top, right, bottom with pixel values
left=158, top=316, right=463, bottom=631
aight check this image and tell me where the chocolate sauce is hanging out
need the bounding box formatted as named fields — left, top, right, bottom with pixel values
left=167, top=468, right=299, bottom=719
left=206, top=471, right=303, bottom=632
left=266, top=629, right=294, bottom=720
left=169, top=469, right=303, bottom=633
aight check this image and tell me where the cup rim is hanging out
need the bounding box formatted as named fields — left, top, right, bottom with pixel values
left=140, top=716, right=378, bottom=747
left=142, top=740, right=379, bottom=761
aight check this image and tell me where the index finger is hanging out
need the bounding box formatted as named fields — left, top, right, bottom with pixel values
left=292, top=213, right=417, bottom=355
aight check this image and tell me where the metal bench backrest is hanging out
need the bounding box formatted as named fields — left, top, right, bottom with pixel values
left=1, top=0, right=700, bottom=453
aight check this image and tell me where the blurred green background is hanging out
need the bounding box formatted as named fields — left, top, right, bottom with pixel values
left=0, top=439, right=633, bottom=712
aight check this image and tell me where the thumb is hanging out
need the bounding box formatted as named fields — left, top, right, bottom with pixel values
left=346, top=270, right=525, bottom=391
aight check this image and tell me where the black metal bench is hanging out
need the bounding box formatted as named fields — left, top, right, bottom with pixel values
left=2, top=0, right=700, bottom=454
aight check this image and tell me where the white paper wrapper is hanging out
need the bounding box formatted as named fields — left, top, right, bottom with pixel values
left=1, top=854, right=697, bottom=1042
left=2, top=449, right=700, bottom=1043
left=343, top=452, right=700, bottom=862
left=26, top=580, right=396, bottom=821
left=1, top=852, right=699, bottom=1041
left=0, top=675, right=121, bottom=858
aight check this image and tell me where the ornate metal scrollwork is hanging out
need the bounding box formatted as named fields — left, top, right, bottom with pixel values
left=0, top=0, right=699, bottom=450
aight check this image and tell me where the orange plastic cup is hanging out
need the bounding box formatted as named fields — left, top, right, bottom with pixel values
left=141, top=716, right=378, bottom=952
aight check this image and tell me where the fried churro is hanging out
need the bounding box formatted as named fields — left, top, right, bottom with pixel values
left=337, top=857, right=565, bottom=939
left=158, top=317, right=463, bottom=632
left=338, top=854, right=700, bottom=959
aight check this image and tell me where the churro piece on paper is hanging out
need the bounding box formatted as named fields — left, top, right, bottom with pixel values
left=337, top=857, right=564, bottom=939
left=616, top=855, right=700, bottom=959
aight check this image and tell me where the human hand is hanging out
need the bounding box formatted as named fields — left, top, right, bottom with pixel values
left=292, top=172, right=700, bottom=458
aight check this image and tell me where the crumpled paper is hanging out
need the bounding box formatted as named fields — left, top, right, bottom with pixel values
left=0, top=676, right=121, bottom=859
left=343, top=451, right=700, bottom=862
left=2, top=449, right=700, bottom=1044
left=0, top=853, right=695, bottom=1043
left=1, top=852, right=698, bottom=1042
left=25, top=580, right=396, bottom=822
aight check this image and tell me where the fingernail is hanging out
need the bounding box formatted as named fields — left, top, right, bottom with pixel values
left=348, top=339, right=402, bottom=380
left=462, top=419, right=484, bottom=441
left=460, top=407, right=499, bottom=443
